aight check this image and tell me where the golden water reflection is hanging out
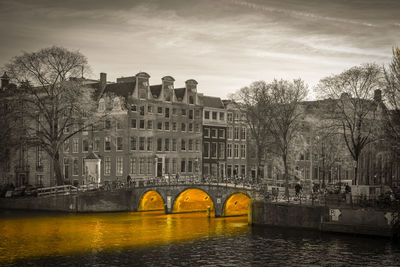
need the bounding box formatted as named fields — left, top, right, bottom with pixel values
left=0, top=211, right=249, bottom=264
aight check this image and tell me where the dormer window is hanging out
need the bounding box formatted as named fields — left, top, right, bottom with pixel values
left=113, top=97, right=121, bottom=110
left=131, top=104, right=137, bottom=112
left=189, top=96, right=194, bottom=104
left=168, top=85, right=174, bottom=89
left=142, top=81, right=148, bottom=87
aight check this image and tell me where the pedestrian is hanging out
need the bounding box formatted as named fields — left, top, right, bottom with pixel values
left=126, top=175, right=131, bottom=188
left=176, top=172, right=180, bottom=184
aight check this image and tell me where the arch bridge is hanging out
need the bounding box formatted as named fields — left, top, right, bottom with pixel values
left=129, top=182, right=264, bottom=217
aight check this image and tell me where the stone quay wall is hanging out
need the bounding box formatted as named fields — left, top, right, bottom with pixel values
left=251, top=201, right=394, bottom=238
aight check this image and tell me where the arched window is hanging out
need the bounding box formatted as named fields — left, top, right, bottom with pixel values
left=98, top=98, right=105, bottom=111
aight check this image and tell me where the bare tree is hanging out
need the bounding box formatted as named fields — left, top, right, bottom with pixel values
left=316, top=63, right=384, bottom=185
left=233, top=79, right=307, bottom=197
left=4, top=46, right=103, bottom=185
left=231, top=81, right=271, bottom=183
left=384, top=47, right=400, bottom=155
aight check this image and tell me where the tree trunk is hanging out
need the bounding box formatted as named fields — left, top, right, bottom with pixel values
left=354, top=163, right=358, bottom=186
left=53, top=151, right=63, bottom=185
left=283, top=154, right=289, bottom=199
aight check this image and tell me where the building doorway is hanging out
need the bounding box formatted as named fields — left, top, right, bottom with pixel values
left=157, top=158, right=163, bottom=177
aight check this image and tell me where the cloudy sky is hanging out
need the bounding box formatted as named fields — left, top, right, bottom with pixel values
left=0, top=0, right=399, bottom=99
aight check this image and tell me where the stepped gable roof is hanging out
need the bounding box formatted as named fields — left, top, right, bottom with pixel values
left=150, top=84, right=162, bottom=98
left=101, top=81, right=136, bottom=98
left=174, top=88, right=186, bottom=101
left=199, top=95, right=224, bottom=109
left=85, top=151, right=100, bottom=160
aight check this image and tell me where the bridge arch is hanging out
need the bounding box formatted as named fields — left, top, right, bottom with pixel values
left=138, top=190, right=165, bottom=212
left=172, top=188, right=215, bottom=214
left=222, top=192, right=251, bottom=217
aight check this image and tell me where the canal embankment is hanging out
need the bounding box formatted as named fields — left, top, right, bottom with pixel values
left=251, top=200, right=394, bottom=238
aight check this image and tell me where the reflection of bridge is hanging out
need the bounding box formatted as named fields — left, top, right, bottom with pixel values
left=128, top=182, right=264, bottom=217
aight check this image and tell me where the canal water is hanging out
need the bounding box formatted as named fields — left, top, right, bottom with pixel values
left=0, top=210, right=399, bottom=266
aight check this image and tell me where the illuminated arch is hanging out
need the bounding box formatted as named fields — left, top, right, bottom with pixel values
left=138, top=190, right=165, bottom=211
left=223, top=193, right=251, bottom=217
left=172, top=188, right=214, bottom=214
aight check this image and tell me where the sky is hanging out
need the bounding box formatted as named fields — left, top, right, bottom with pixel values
left=0, top=0, right=399, bottom=99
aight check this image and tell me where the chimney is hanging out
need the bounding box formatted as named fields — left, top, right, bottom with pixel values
left=100, top=72, right=107, bottom=90
left=1, top=72, right=9, bottom=89
left=374, top=89, right=382, bottom=102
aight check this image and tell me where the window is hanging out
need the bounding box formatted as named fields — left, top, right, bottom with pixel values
left=194, top=123, right=199, bottom=133
left=204, top=111, right=210, bottom=119
left=204, top=142, right=210, bottom=158
left=188, top=139, right=193, bottom=151
left=105, top=137, right=111, bottom=151
left=227, top=165, right=232, bottom=177
left=203, top=164, right=210, bottom=176
left=117, top=137, right=123, bottom=151
left=116, top=119, right=122, bottom=130
left=165, top=108, right=170, bottom=118
left=181, top=139, right=186, bottom=151
left=63, top=158, right=70, bottom=179
left=93, top=138, right=100, bottom=152
left=218, top=129, right=225, bottom=138
left=139, top=158, right=145, bottom=174
left=64, top=140, right=70, bottom=153
left=172, top=122, right=177, bottom=131
left=241, top=165, right=246, bottom=176
left=235, top=113, right=240, bottom=121
left=139, top=106, right=145, bottom=116
left=211, top=142, right=217, bottom=158
left=99, top=99, right=105, bottom=111
left=227, top=127, right=232, bottom=139
left=189, top=110, right=193, bottom=119
left=157, top=106, right=163, bottom=114
left=131, top=104, right=137, bottom=112
left=130, top=137, right=137, bottom=151
left=157, top=138, right=162, bottom=152
left=104, top=157, right=111, bottom=175
left=211, top=129, right=217, bottom=138
left=227, top=144, right=232, bottom=158
left=219, top=112, right=225, bottom=121
left=116, top=157, right=123, bottom=176
left=172, top=108, right=177, bottom=115
left=234, top=144, right=239, bottom=158
left=131, top=119, right=137, bottom=128
left=164, top=121, right=170, bottom=131
left=105, top=120, right=111, bottom=129
left=165, top=138, right=170, bottom=151
left=189, top=96, right=194, bottom=104
left=157, top=122, right=163, bottom=130
left=188, top=159, right=193, bottom=172
left=148, top=105, right=153, bottom=113
left=195, top=110, right=200, bottom=119
left=188, top=123, right=193, bottom=132
left=181, top=159, right=186, bottom=173
left=195, top=140, right=200, bottom=151
left=240, top=144, right=246, bottom=158
left=172, top=139, right=177, bottom=151
left=73, top=158, right=79, bottom=176
left=83, top=139, right=89, bottom=152
left=139, top=88, right=147, bottom=99
left=241, top=128, right=246, bottom=140
left=234, top=127, right=239, bottom=140
left=147, top=138, right=153, bottom=151
left=36, top=146, right=43, bottom=168
left=130, top=158, right=136, bottom=174
left=211, top=164, right=218, bottom=177
left=218, top=143, right=225, bottom=159
left=73, top=139, right=79, bottom=153
left=147, top=120, right=153, bottom=129
left=139, top=120, right=145, bottom=129
left=212, top=112, right=217, bottom=120
left=139, top=137, right=145, bottom=151
left=204, top=128, right=209, bottom=137
left=82, top=158, right=86, bottom=176
left=181, top=123, right=186, bottom=132
left=181, top=109, right=186, bottom=116
left=36, top=174, right=44, bottom=186
left=165, top=158, right=170, bottom=174
left=228, top=113, right=233, bottom=122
